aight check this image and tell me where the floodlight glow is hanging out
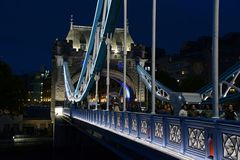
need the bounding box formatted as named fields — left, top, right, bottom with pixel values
left=121, top=83, right=130, bottom=99
left=126, top=85, right=130, bottom=99
left=55, top=107, right=63, bottom=116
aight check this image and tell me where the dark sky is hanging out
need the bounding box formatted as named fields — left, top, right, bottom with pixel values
left=0, top=0, right=240, bottom=74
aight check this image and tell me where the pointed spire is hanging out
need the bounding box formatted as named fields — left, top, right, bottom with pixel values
left=70, top=14, right=74, bottom=30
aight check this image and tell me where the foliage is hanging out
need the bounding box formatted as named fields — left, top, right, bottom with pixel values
left=0, top=60, right=27, bottom=115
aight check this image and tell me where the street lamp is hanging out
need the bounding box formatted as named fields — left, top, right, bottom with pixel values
left=151, top=0, right=156, bottom=114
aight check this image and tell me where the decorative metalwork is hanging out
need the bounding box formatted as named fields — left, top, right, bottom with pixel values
left=141, top=120, right=148, bottom=135
left=102, top=113, right=104, bottom=124
left=200, top=64, right=240, bottom=101
left=125, top=117, right=129, bottom=129
left=222, top=133, right=240, bottom=160
left=188, top=128, right=205, bottom=151
left=99, top=113, right=102, bottom=122
left=111, top=114, right=114, bottom=125
left=117, top=115, right=121, bottom=127
left=131, top=119, right=137, bottom=132
left=107, top=114, right=110, bottom=124
left=169, top=124, right=181, bottom=144
left=154, top=122, right=163, bottom=139
left=136, top=65, right=172, bottom=101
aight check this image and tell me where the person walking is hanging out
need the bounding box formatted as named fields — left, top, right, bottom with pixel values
left=179, top=105, right=188, bottom=117
left=224, top=104, right=238, bottom=120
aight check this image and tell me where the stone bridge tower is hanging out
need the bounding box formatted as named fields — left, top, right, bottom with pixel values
left=51, top=20, right=147, bottom=111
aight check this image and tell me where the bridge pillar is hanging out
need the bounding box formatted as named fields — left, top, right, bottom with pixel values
left=94, top=73, right=100, bottom=110
left=51, top=39, right=84, bottom=115
left=137, top=59, right=147, bottom=103
left=51, top=54, right=65, bottom=122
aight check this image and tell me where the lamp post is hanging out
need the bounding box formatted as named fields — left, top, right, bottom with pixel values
left=151, top=0, right=156, bottom=114
left=123, top=0, right=127, bottom=112
left=212, top=0, right=219, bottom=118
left=94, top=73, right=100, bottom=110
left=106, top=34, right=112, bottom=111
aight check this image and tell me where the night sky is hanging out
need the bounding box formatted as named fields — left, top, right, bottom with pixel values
left=0, top=0, right=240, bottom=74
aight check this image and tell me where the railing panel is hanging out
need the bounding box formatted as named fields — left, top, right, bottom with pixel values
left=87, top=110, right=90, bottom=121
left=116, top=112, right=123, bottom=132
left=98, top=110, right=102, bottom=125
left=152, top=115, right=164, bottom=146
left=138, top=114, right=151, bottom=141
left=62, top=108, right=240, bottom=160
left=129, top=113, right=138, bottom=137
left=93, top=110, right=97, bottom=123
left=166, top=117, right=182, bottom=151
left=123, top=112, right=130, bottom=134
left=183, top=118, right=215, bottom=159
left=217, top=120, right=240, bottom=160
left=105, top=111, right=110, bottom=127
left=110, top=111, right=115, bottom=129
left=90, top=110, right=93, bottom=122
left=101, top=110, right=105, bottom=126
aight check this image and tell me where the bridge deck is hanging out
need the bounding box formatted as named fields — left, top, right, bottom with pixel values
left=69, top=114, right=193, bottom=160
left=61, top=108, right=240, bottom=160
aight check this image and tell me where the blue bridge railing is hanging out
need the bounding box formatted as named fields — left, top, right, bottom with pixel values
left=63, top=108, right=240, bottom=160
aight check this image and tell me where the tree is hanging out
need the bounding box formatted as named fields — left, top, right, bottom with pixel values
left=0, top=60, right=27, bottom=115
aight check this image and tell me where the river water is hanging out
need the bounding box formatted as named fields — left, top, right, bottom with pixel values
left=0, top=135, right=120, bottom=160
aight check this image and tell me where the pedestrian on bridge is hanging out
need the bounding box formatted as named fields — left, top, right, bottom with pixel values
left=223, top=104, right=238, bottom=120
left=188, top=105, right=199, bottom=117
left=179, top=105, right=188, bottom=117
left=201, top=105, right=213, bottom=118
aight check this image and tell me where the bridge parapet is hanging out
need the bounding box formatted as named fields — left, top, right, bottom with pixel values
left=64, top=107, right=240, bottom=160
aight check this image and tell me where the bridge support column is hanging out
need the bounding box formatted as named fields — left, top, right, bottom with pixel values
left=87, top=95, right=91, bottom=109
left=151, top=0, right=156, bottom=114
left=123, top=0, right=127, bottom=112
left=138, top=59, right=147, bottom=104
left=106, top=34, right=112, bottom=111
left=212, top=0, right=219, bottom=118
left=219, top=82, right=222, bottom=98
left=94, top=73, right=100, bottom=110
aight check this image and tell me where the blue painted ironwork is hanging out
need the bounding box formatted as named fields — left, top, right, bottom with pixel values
left=63, top=0, right=122, bottom=102
left=136, top=64, right=172, bottom=102
left=199, top=62, right=240, bottom=103
left=63, top=108, right=240, bottom=160
left=152, top=116, right=164, bottom=145
left=123, top=112, right=130, bottom=134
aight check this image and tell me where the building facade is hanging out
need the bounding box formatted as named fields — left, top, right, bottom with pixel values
left=51, top=21, right=147, bottom=112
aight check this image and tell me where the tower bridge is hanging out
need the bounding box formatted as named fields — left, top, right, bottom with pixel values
left=51, top=23, right=146, bottom=110
left=52, top=0, right=240, bottom=159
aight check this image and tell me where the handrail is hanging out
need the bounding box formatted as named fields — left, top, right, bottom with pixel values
left=63, top=108, right=240, bottom=160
